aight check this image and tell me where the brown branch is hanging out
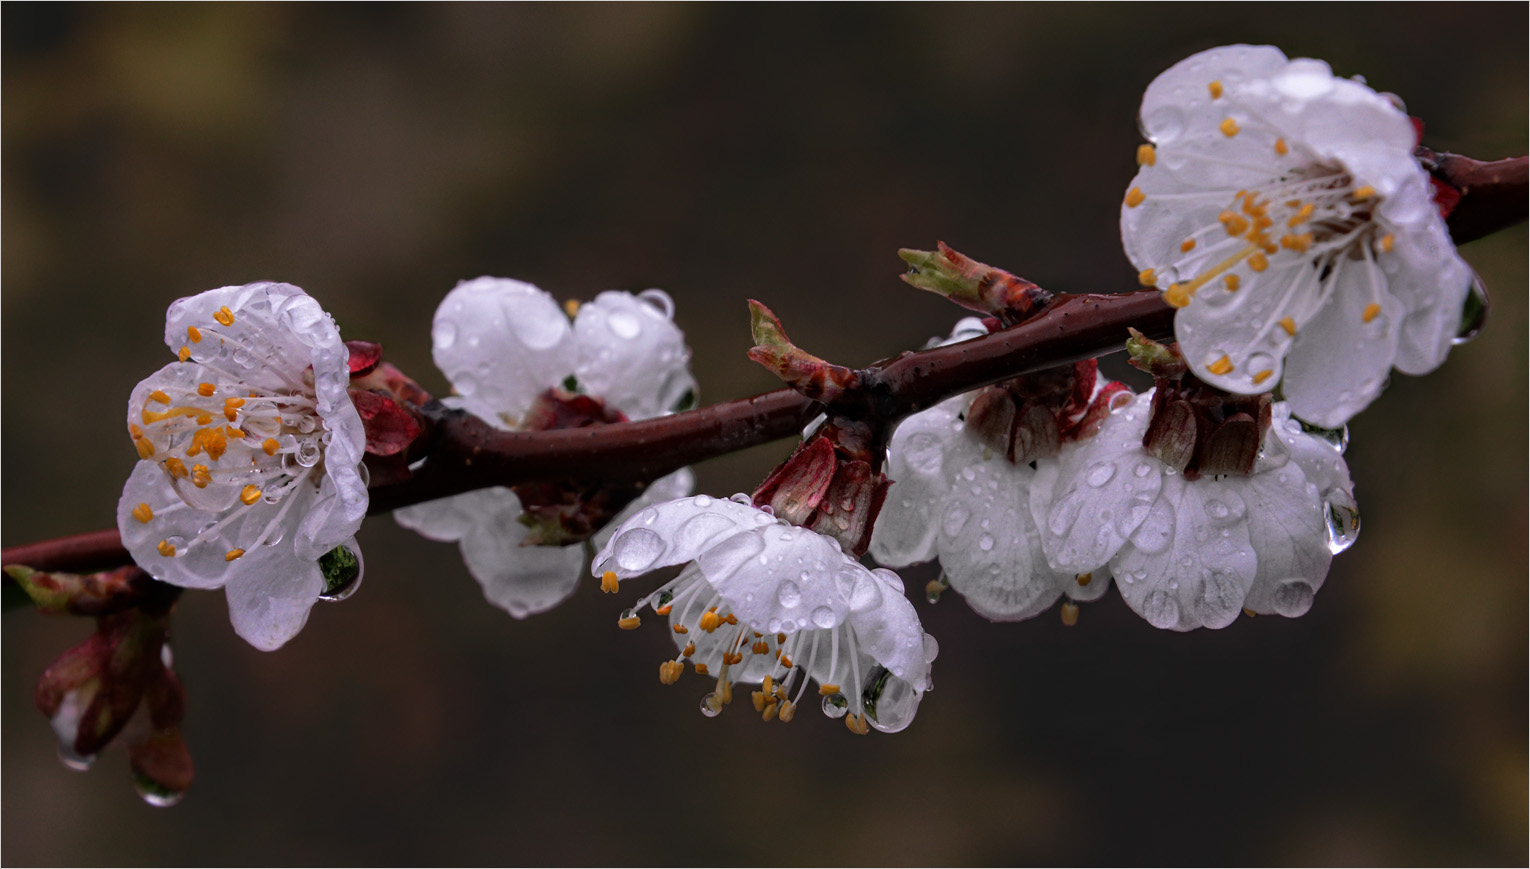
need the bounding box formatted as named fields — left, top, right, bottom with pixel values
left=1420, top=149, right=1527, bottom=245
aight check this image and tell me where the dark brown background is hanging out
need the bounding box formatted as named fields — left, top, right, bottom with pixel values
left=4, top=5, right=1525, bottom=865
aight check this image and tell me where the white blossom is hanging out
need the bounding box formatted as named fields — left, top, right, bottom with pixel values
left=117, top=283, right=367, bottom=651
left=1030, top=391, right=1357, bottom=630
left=1122, top=44, right=1473, bottom=428
left=396, top=277, right=697, bottom=618
left=593, top=495, right=937, bottom=734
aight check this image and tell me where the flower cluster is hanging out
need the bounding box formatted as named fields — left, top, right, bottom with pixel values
left=395, top=277, right=698, bottom=618
left=1121, top=44, right=1473, bottom=428
left=117, top=283, right=368, bottom=651
left=594, top=495, right=937, bottom=733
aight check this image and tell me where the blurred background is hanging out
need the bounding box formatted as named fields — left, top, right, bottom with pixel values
left=4, top=5, right=1525, bottom=864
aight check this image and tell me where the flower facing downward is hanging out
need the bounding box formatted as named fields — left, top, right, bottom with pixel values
left=1122, top=45, right=1473, bottom=427
left=1031, top=391, right=1357, bottom=630
left=593, top=495, right=937, bottom=734
left=116, top=283, right=368, bottom=651
left=396, top=277, right=697, bottom=618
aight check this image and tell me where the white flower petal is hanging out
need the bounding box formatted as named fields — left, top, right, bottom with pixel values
left=1031, top=392, right=1164, bottom=574
left=591, top=468, right=696, bottom=551
left=592, top=495, right=765, bottom=579
left=1281, top=255, right=1400, bottom=428
left=936, top=458, right=1065, bottom=622
left=871, top=396, right=972, bottom=567
left=430, top=277, right=575, bottom=423
left=699, top=523, right=855, bottom=635
left=462, top=526, right=587, bottom=619
left=1235, top=458, right=1331, bottom=618
left=573, top=290, right=695, bottom=420
left=394, top=487, right=514, bottom=542
left=223, top=546, right=325, bottom=651
left=1111, top=474, right=1257, bottom=631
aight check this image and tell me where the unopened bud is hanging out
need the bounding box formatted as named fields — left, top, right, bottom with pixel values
left=1198, top=413, right=1261, bottom=477
left=5, top=565, right=160, bottom=617
left=746, top=301, right=860, bottom=403
left=1011, top=402, right=1062, bottom=465
left=964, top=388, right=1017, bottom=458
left=1143, top=398, right=1196, bottom=473
left=898, top=242, right=1051, bottom=322
left=754, top=437, right=837, bottom=525
left=1126, top=328, right=1188, bottom=379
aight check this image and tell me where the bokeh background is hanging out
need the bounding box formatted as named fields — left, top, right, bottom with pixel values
left=4, top=5, right=1525, bottom=865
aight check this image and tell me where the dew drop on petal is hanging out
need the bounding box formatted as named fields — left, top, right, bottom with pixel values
left=612, top=528, right=664, bottom=571
left=1272, top=580, right=1315, bottom=617
left=810, top=606, right=837, bottom=629
left=941, top=502, right=970, bottom=537
left=699, top=693, right=722, bottom=718
left=821, top=692, right=849, bottom=718
left=607, top=311, right=642, bottom=339
left=1085, top=462, right=1115, bottom=488
left=637, top=288, right=676, bottom=320
left=431, top=319, right=458, bottom=350
left=57, top=745, right=95, bottom=772
left=134, top=775, right=186, bottom=808
left=850, top=574, right=883, bottom=612
left=1324, top=501, right=1361, bottom=554
left=1141, top=589, right=1180, bottom=629
left=978, top=534, right=995, bottom=552
left=777, top=580, right=802, bottom=608
left=1454, top=272, right=1489, bottom=345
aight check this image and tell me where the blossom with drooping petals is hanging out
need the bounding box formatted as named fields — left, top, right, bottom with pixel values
left=117, top=282, right=368, bottom=651
left=396, top=277, right=697, bottom=618
left=870, top=320, right=1128, bottom=621
left=1030, top=391, right=1358, bottom=630
left=1122, top=44, right=1474, bottom=428
left=593, top=494, right=937, bottom=734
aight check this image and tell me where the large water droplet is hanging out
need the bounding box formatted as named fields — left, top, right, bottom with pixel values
left=902, top=432, right=945, bottom=476
left=699, top=693, right=722, bottom=718
left=637, top=288, right=676, bottom=320
left=607, top=310, right=643, bottom=340
left=862, top=666, right=919, bottom=733
left=1272, top=580, right=1315, bottom=617
left=613, top=528, right=665, bottom=571
left=777, top=580, right=802, bottom=608
left=134, top=773, right=186, bottom=808
left=1085, top=462, right=1115, bottom=488
left=810, top=606, right=837, bottom=629
left=1454, top=271, right=1489, bottom=345
left=57, top=745, right=95, bottom=772
left=675, top=513, right=734, bottom=553
left=850, top=573, right=883, bottom=612
left=294, top=439, right=322, bottom=467
left=1129, top=498, right=1175, bottom=555
left=1324, top=501, right=1361, bottom=554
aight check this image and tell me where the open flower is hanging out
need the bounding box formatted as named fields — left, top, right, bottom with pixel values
left=1030, top=391, right=1357, bottom=630
left=593, top=495, right=937, bottom=734
left=117, top=283, right=367, bottom=651
left=1122, top=44, right=1473, bottom=427
left=396, top=277, right=697, bottom=618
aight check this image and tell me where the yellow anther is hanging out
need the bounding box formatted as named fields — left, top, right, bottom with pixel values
left=156, top=540, right=177, bottom=557
left=600, top=571, right=619, bottom=594
left=779, top=700, right=796, bottom=723
left=129, top=423, right=144, bottom=438
left=1248, top=252, right=1269, bottom=272
left=195, top=414, right=213, bottom=426
left=1208, top=355, right=1234, bottom=376
left=617, top=614, right=641, bottom=630
left=752, top=640, right=770, bottom=655
left=659, top=661, right=684, bottom=685
left=682, top=642, right=696, bottom=657
left=240, top=484, right=261, bottom=506
left=1219, top=117, right=1240, bottom=137
left=1060, top=601, right=1080, bottom=627
left=723, top=614, right=738, bottom=626
left=1243, top=608, right=1257, bottom=618
left=723, top=651, right=743, bottom=666
left=1279, top=317, right=1298, bottom=337
left=132, top=503, right=154, bottom=524
left=1352, top=185, right=1376, bottom=200
left=672, top=623, right=689, bottom=635
left=1380, top=234, right=1395, bottom=253
left=224, top=396, right=246, bottom=419
left=198, top=382, right=217, bottom=397
left=225, top=548, right=245, bottom=562
left=762, top=675, right=774, bottom=694
left=1208, top=80, right=1223, bottom=99
left=226, top=427, right=245, bottom=439
left=178, top=347, right=191, bottom=362
left=699, top=608, right=722, bottom=633
left=1124, top=187, right=1146, bottom=208
left=762, top=703, right=780, bottom=723
left=1137, top=268, right=1156, bottom=287
left=1180, top=238, right=1196, bottom=253
left=134, top=437, right=156, bottom=459
left=845, top=713, right=870, bottom=735
left=1285, top=199, right=1302, bottom=208
left=751, top=691, right=769, bottom=712
left=1253, top=369, right=1274, bottom=385
left=563, top=298, right=581, bottom=318
left=776, top=632, right=787, bottom=644
left=1219, top=211, right=1250, bottom=237
left=164, top=457, right=188, bottom=479
left=262, top=438, right=279, bottom=456
left=819, top=683, right=841, bottom=696
left=1224, top=274, right=1240, bottom=292
left=655, top=604, right=673, bottom=616
left=213, top=306, right=235, bottom=326
left=1279, top=233, right=1312, bottom=253
left=1164, top=283, right=1192, bottom=309
left=1136, top=144, right=1156, bottom=167
left=1362, top=303, right=1382, bottom=323
left=1274, top=138, right=1289, bottom=156
left=779, top=654, right=793, bottom=669
left=694, top=662, right=709, bottom=675
left=149, top=390, right=172, bottom=405
left=192, top=464, right=212, bottom=488
left=1076, top=572, right=1092, bottom=587
left=187, top=325, right=202, bottom=343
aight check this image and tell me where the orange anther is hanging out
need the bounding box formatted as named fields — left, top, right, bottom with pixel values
left=672, top=624, right=689, bottom=635
left=1274, top=138, right=1289, bottom=155
left=1208, top=355, right=1234, bottom=376
left=131, top=503, right=154, bottom=524
left=1060, top=602, right=1080, bottom=627
left=1219, top=117, right=1240, bottom=137
left=197, top=382, right=217, bottom=397
left=149, top=390, right=172, bottom=405
left=187, top=326, right=202, bottom=343
left=1362, top=303, right=1381, bottom=324
left=225, top=548, right=246, bottom=562
left=618, top=615, right=642, bottom=630
left=600, top=571, right=619, bottom=594
left=1279, top=317, right=1297, bottom=337
left=240, top=484, right=261, bottom=506
left=819, top=683, right=841, bottom=696
left=262, top=438, right=279, bottom=456
left=1252, top=370, right=1274, bottom=385
left=1136, top=144, right=1156, bottom=167
left=213, top=306, right=235, bottom=326
left=134, top=437, right=156, bottom=459
left=156, top=540, right=177, bottom=557
left=1076, top=572, right=1092, bottom=587
left=1124, top=187, right=1146, bottom=208
left=1137, top=268, right=1156, bottom=287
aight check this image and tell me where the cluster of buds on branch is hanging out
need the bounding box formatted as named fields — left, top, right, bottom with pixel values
left=3, top=43, right=1523, bottom=804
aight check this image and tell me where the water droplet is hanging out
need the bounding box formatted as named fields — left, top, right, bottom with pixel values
left=431, top=319, right=458, bottom=350
left=607, top=311, right=643, bottom=340
left=693, top=494, right=713, bottom=507
left=811, top=606, right=837, bottom=628
left=57, top=745, right=95, bottom=772
left=862, top=665, right=919, bottom=733
left=850, top=573, right=883, bottom=612
left=821, top=692, right=849, bottom=719
left=699, top=693, right=723, bottom=718
left=675, top=513, right=734, bottom=552
left=1273, top=580, right=1315, bottom=617
left=1128, top=498, right=1174, bottom=555
left=134, top=774, right=185, bottom=808
left=902, top=432, right=944, bottom=476
left=922, top=632, right=940, bottom=663
left=978, top=534, right=994, bottom=552
left=295, top=439, right=322, bottom=467
left=1141, top=589, right=1180, bottom=629
left=1454, top=271, right=1489, bottom=345
left=940, top=502, right=970, bottom=537
left=1324, top=500, right=1361, bottom=554
left=777, top=580, right=802, bottom=608
left=637, top=288, right=675, bottom=320
left=1134, top=463, right=1153, bottom=478
left=1085, top=463, right=1115, bottom=487
left=613, top=528, right=664, bottom=571
left=960, top=466, right=976, bottom=481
